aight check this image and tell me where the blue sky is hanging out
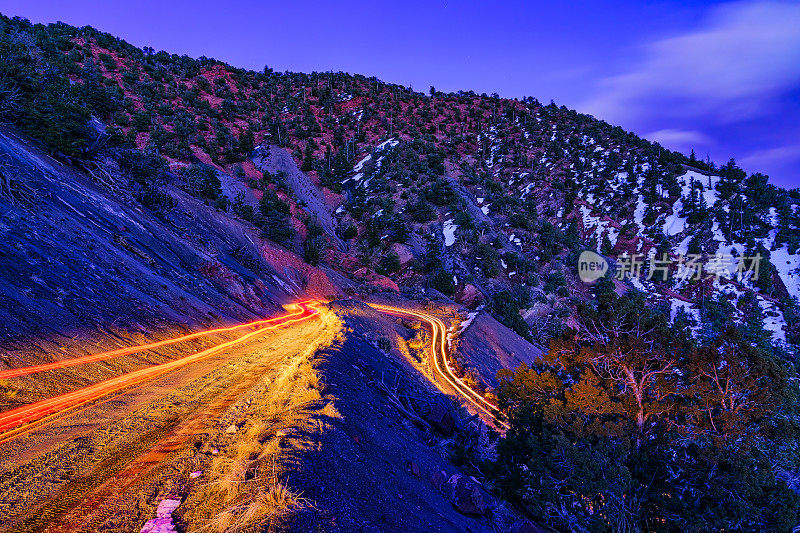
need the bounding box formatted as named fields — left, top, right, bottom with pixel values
left=4, top=0, right=799, bottom=189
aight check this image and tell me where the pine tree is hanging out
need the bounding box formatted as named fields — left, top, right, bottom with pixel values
left=491, top=293, right=800, bottom=531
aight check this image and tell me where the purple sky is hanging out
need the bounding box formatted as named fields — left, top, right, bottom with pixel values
left=4, top=0, right=799, bottom=189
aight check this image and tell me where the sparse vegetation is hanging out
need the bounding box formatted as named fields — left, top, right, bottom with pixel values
left=1, top=12, right=799, bottom=532
left=257, top=189, right=294, bottom=244
left=182, top=163, right=223, bottom=200
left=180, top=311, right=342, bottom=532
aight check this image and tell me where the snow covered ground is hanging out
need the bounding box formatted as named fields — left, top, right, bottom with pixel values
left=346, top=138, right=399, bottom=187
left=442, top=219, right=457, bottom=247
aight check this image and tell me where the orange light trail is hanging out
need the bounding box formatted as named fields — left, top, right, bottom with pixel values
left=0, top=300, right=316, bottom=380
left=368, top=303, right=509, bottom=430
left=0, top=303, right=319, bottom=434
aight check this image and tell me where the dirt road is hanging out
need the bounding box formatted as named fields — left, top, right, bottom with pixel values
left=0, top=313, right=332, bottom=533
left=368, top=303, right=509, bottom=429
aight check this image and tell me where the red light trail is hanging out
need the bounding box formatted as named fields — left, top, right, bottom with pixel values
left=0, top=300, right=506, bottom=441
left=368, top=303, right=509, bottom=429
left=0, top=303, right=319, bottom=437
left=0, top=300, right=315, bottom=380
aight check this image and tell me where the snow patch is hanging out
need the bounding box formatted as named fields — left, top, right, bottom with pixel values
left=756, top=294, right=788, bottom=344
left=443, top=219, right=457, bottom=247
left=457, top=312, right=479, bottom=335
left=140, top=498, right=181, bottom=533
left=662, top=199, right=686, bottom=236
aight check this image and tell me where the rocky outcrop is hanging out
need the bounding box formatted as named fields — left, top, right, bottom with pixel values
left=455, top=283, right=483, bottom=308
left=390, top=242, right=414, bottom=267
left=254, top=144, right=345, bottom=250
left=445, top=475, right=488, bottom=516
left=424, top=403, right=455, bottom=436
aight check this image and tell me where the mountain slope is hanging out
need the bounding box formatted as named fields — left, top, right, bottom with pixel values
left=1, top=14, right=797, bottom=355
left=0, top=12, right=799, bottom=532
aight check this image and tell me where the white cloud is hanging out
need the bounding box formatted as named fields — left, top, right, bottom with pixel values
left=583, top=1, right=800, bottom=124
left=645, top=129, right=711, bottom=151
left=740, top=144, right=800, bottom=169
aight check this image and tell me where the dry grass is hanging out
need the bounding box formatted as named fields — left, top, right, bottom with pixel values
left=407, top=328, right=428, bottom=352
left=180, top=310, right=343, bottom=532
left=402, top=325, right=430, bottom=368
left=0, top=379, right=19, bottom=402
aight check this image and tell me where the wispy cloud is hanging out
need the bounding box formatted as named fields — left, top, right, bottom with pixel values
left=740, top=144, right=800, bottom=171
left=579, top=1, right=800, bottom=186
left=645, top=129, right=711, bottom=151
left=583, top=1, right=800, bottom=124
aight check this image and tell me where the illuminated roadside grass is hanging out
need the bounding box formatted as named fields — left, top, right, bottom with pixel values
left=180, top=310, right=343, bottom=532
left=0, top=308, right=332, bottom=531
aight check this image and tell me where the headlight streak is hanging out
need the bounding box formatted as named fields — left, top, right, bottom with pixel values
left=0, top=299, right=509, bottom=443
left=368, top=303, right=509, bottom=430
left=0, top=303, right=319, bottom=440
left=0, top=300, right=317, bottom=380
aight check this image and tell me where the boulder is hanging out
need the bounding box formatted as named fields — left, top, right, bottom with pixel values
left=431, top=470, right=446, bottom=491
left=85, top=116, right=108, bottom=151
left=390, top=243, right=414, bottom=267
left=425, top=403, right=455, bottom=436
left=446, top=474, right=487, bottom=516
left=156, top=498, right=181, bottom=518
left=140, top=498, right=181, bottom=533
left=455, top=283, right=483, bottom=308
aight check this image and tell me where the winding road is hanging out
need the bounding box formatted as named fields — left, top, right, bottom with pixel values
left=0, top=298, right=510, bottom=532
left=368, top=303, right=509, bottom=429
left=0, top=299, right=506, bottom=448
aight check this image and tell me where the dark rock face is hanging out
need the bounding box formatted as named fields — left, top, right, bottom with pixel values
left=280, top=331, right=497, bottom=532
left=425, top=403, right=455, bottom=436
left=0, top=126, right=304, bottom=346
left=431, top=470, right=446, bottom=491
left=446, top=474, right=487, bottom=516
left=511, top=519, right=549, bottom=533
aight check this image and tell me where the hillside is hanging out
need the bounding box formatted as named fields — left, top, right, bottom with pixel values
left=2, top=14, right=796, bottom=359
left=1, top=12, right=799, bottom=532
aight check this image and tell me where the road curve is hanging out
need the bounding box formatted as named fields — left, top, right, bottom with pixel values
left=0, top=300, right=505, bottom=442
left=0, top=303, right=319, bottom=437
left=368, top=303, right=509, bottom=429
